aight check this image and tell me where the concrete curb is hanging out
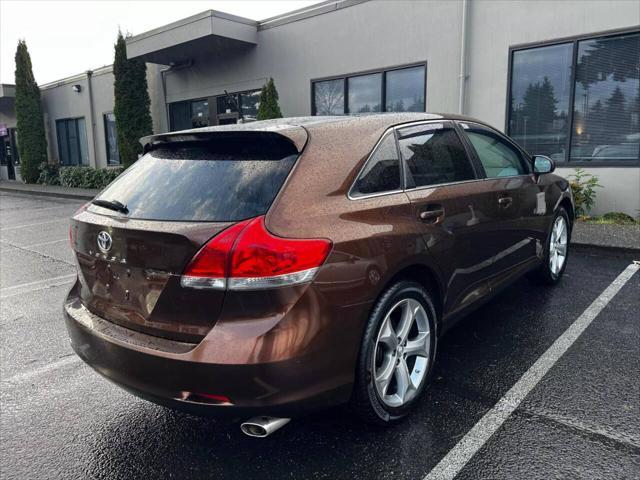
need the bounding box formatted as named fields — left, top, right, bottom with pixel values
left=571, top=242, right=640, bottom=258
left=0, top=186, right=96, bottom=201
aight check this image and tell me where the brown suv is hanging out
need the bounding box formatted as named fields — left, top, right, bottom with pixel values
left=65, top=114, right=573, bottom=436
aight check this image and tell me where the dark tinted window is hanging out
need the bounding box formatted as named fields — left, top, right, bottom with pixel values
left=571, top=33, right=639, bottom=162
left=351, top=134, right=400, bottom=197
left=398, top=124, right=475, bottom=187
left=90, top=135, right=298, bottom=222
left=509, top=43, right=573, bottom=162
left=462, top=126, right=527, bottom=177
left=169, top=99, right=209, bottom=131
left=56, top=118, right=88, bottom=165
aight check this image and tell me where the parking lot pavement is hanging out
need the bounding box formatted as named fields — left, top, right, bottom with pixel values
left=1, top=192, right=638, bottom=480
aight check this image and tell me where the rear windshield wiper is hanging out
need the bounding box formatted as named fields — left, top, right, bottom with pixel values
left=91, top=199, right=129, bottom=214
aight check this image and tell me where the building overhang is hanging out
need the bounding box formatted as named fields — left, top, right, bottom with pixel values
left=126, top=10, right=258, bottom=65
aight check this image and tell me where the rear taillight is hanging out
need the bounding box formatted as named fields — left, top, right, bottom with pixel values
left=181, top=216, right=331, bottom=291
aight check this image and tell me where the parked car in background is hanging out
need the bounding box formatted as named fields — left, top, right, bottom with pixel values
left=64, top=113, right=574, bottom=437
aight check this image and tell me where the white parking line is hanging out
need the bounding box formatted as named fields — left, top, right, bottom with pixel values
left=22, top=238, right=68, bottom=248
left=2, top=355, right=81, bottom=384
left=0, top=273, right=77, bottom=299
left=424, top=261, right=640, bottom=480
left=0, top=218, right=68, bottom=231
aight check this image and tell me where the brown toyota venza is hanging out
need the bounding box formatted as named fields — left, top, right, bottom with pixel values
left=65, top=113, right=574, bottom=436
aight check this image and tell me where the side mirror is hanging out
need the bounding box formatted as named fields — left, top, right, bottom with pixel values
left=533, top=155, right=555, bottom=175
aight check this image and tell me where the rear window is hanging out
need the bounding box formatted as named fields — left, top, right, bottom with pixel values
left=89, top=134, right=298, bottom=221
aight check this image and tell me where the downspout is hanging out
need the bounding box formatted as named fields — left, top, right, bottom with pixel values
left=458, top=0, right=469, bottom=114
left=86, top=70, right=98, bottom=167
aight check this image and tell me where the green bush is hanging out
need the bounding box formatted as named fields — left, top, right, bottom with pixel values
left=568, top=168, right=602, bottom=217
left=37, top=162, right=60, bottom=186
left=601, top=212, right=637, bottom=225
left=59, top=166, right=124, bottom=190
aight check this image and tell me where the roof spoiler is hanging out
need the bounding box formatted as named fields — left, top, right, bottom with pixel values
left=140, top=126, right=308, bottom=154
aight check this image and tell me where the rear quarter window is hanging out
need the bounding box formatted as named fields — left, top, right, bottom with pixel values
left=89, top=134, right=298, bottom=222
left=350, top=133, right=401, bottom=197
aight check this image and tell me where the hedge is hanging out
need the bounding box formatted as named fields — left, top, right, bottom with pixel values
left=37, top=163, right=124, bottom=190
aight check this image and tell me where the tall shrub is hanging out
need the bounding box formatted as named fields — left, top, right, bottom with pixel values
left=256, top=77, right=283, bottom=120
left=113, top=31, right=152, bottom=167
left=14, top=40, right=47, bottom=183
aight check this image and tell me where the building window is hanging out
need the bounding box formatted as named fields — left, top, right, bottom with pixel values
left=214, top=90, right=262, bottom=123
left=103, top=113, right=120, bottom=165
left=571, top=34, right=640, bottom=162
left=348, top=73, right=382, bottom=113
left=313, top=79, right=344, bottom=115
left=56, top=118, right=88, bottom=166
left=312, top=63, right=426, bottom=115
left=509, top=43, right=573, bottom=161
left=386, top=65, right=426, bottom=112
left=508, top=30, right=639, bottom=164
left=169, top=98, right=209, bottom=131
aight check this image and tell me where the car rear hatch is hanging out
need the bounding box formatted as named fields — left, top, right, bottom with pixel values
left=70, top=129, right=306, bottom=343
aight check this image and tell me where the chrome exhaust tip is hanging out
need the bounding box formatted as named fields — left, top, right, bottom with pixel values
left=240, top=416, right=290, bottom=438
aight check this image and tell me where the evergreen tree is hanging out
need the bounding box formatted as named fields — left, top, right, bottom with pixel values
left=14, top=40, right=47, bottom=183
left=113, top=31, right=152, bottom=167
left=256, top=78, right=283, bottom=120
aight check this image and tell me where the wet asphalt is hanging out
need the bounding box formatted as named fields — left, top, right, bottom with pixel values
left=1, top=192, right=638, bottom=480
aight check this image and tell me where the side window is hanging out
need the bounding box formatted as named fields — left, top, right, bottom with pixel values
left=398, top=123, right=476, bottom=188
left=463, top=127, right=528, bottom=178
left=351, top=134, right=401, bottom=197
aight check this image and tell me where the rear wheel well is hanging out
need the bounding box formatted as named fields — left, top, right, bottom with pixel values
left=385, top=264, right=443, bottom=326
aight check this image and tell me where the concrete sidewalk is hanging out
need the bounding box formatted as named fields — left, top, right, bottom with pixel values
left=0, top=180, right=98, bottom=200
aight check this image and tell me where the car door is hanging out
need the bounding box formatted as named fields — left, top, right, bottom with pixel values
left=456, top=121, right=542, bottom=285
left=397, top=121, right=503, bottom=316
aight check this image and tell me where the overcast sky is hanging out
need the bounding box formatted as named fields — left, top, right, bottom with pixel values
left=0, top=0, right=323, bottom=85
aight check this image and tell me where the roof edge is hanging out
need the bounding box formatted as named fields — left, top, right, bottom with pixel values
left=40, top=65, right=113, bottom=90
left=258, top=0, right=369, bottom=30
left=126, top=9, right=258, bottom=46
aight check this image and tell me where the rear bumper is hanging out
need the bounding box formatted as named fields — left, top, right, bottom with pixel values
left=64, top=283, right=358, bottom=418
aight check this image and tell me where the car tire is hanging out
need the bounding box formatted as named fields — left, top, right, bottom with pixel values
left=529, top=207, right=571, bottom=285
left=351, top=280, right=438, bottom=425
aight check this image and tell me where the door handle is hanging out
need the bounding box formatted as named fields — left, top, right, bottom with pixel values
left=498, top=196, right=513, bottom=208
left=419, top=208, right=445, bottom=223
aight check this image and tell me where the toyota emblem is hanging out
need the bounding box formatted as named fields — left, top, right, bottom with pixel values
left=97, top=231, right=113, bottom=253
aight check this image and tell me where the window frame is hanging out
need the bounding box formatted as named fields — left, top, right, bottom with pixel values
left=506, top=26, right=640, bottom=167
left=56, top=117, right=88, bottom=166
left=311, top=62, right=427, bottom=116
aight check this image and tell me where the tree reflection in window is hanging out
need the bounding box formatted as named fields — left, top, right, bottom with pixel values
left=314, top=79, right=344, bottom=115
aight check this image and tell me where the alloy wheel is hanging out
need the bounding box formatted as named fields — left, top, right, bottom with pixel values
left=549, top=215, right=568, bottom=276
left=372, top=298, right=431, bottom=408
